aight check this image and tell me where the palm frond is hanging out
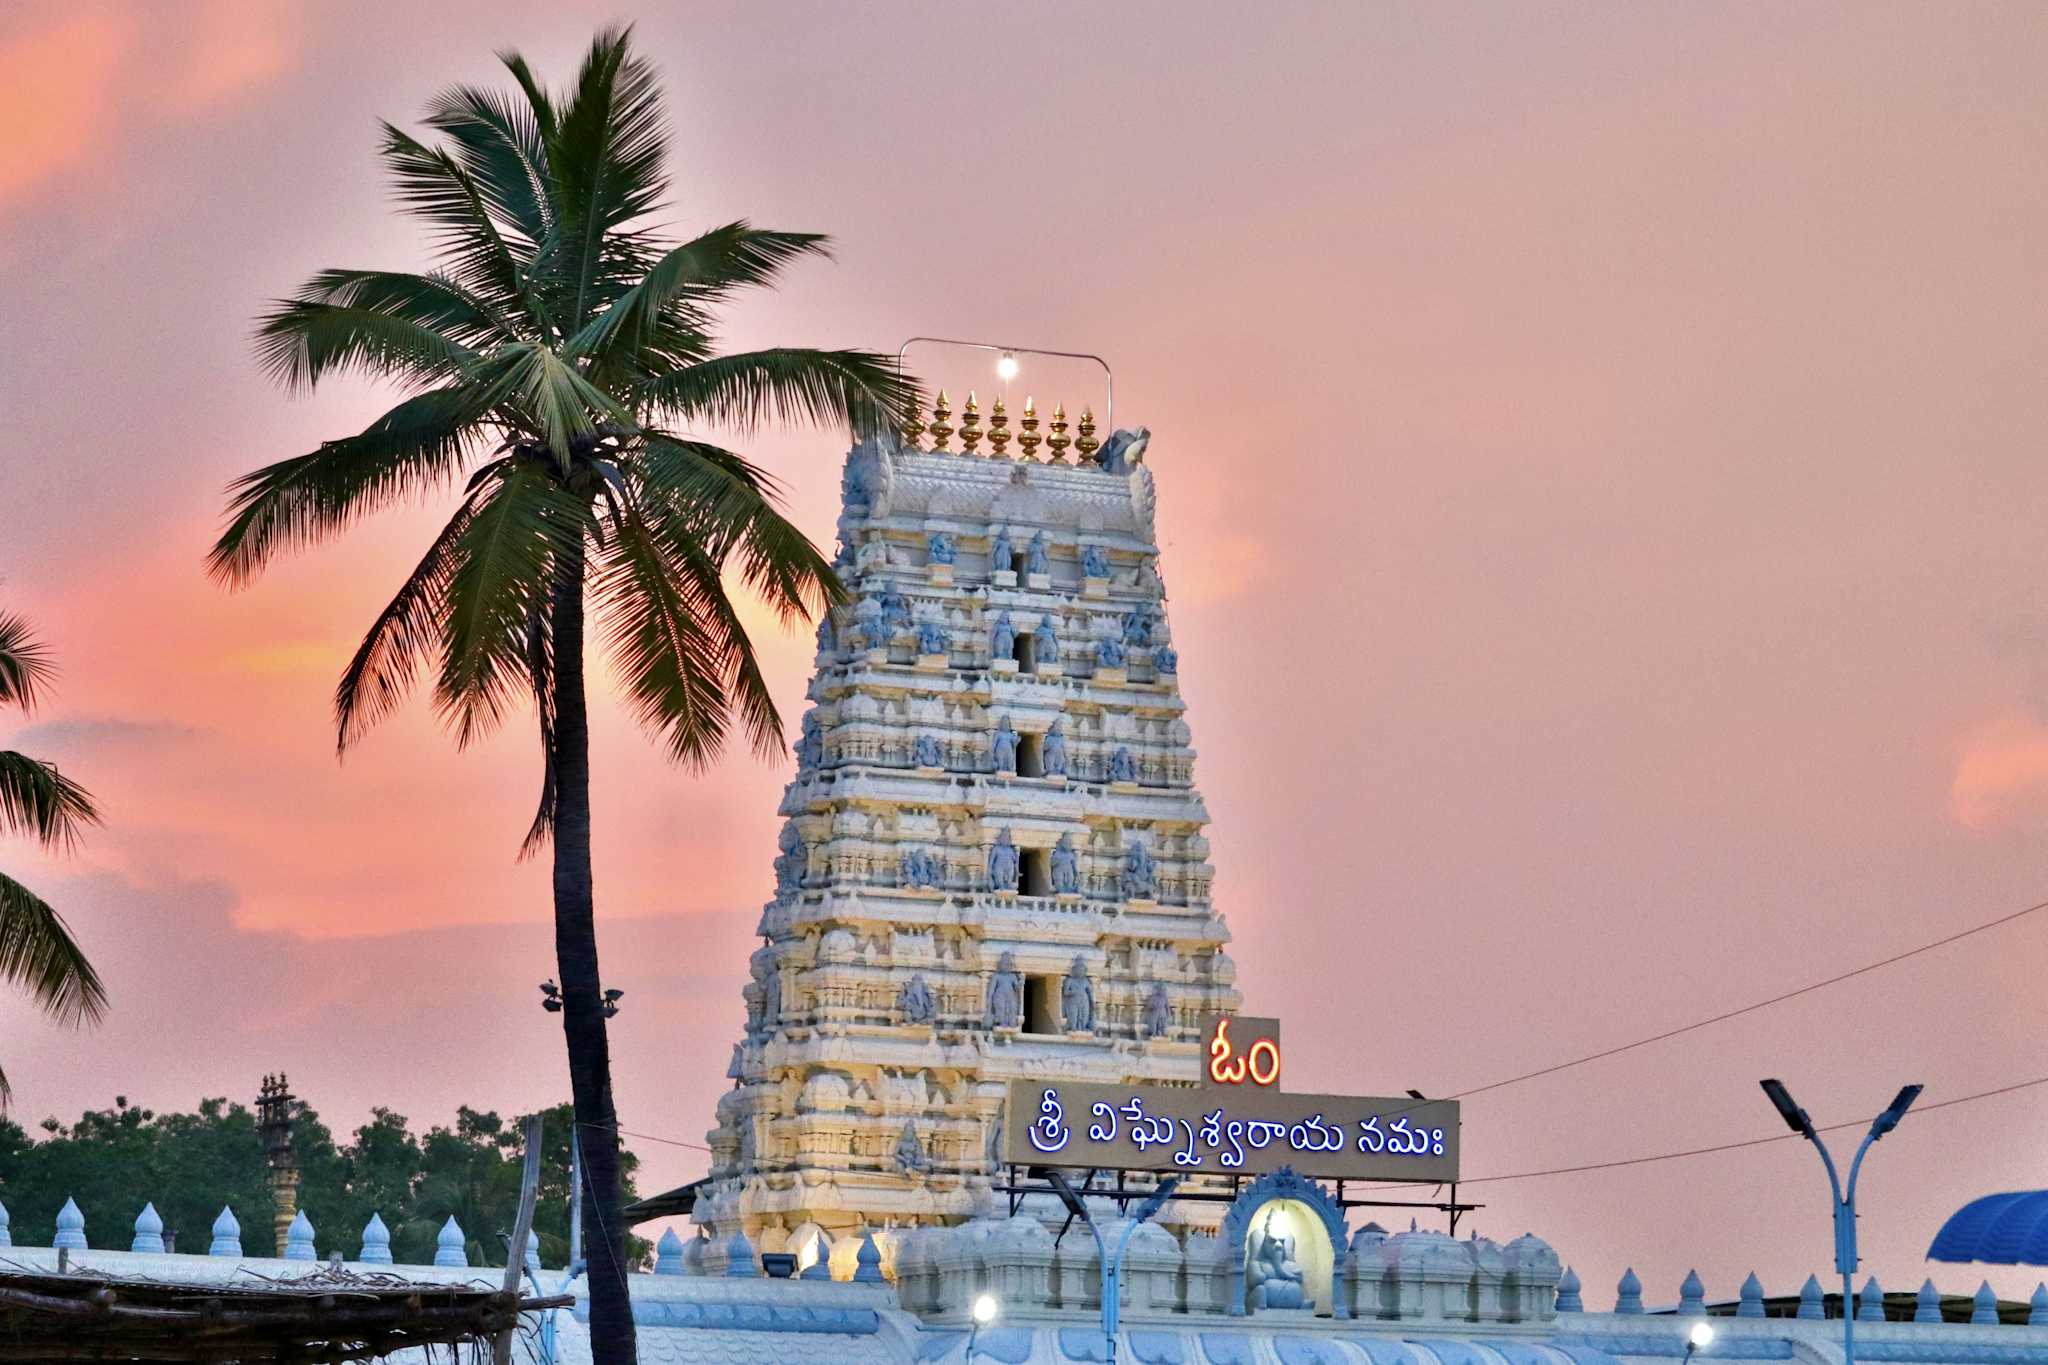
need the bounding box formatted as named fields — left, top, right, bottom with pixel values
left=254, top=294, right=479, bottom=394
left=0, top=751, right=101, bottom=849
left=434, top=461, right=588, bottom=748
left=422, top=83, right=557, bottom=250
left=209, top=387, right=489, bottom=586
left=334, top=484, right=486, bottom=752
left=376, top=123, right=539, bottom=326
left=0, top=612, right=56, bottom=712
left=515, top=593, right=556, bottom=859
left=550, top=26, right=669, bottom=330
left=593, top=501, right=735, bottom=769
left=636, top=347, right=916, bottom=437
left=567, top=224, right=828, bottom=368
left=0, top=868, right=108, bottom=1038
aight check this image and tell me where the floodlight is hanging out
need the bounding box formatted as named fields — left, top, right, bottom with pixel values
left=1759, top=1078, right=1814, bottom=1137
left=973, top=1293, right=1001, bottom=1325
left=1868, top=1084, right=1923, bottom=1140
left=1690, top=1321, right=1716, bottom=1349
left=996, top=352, right=1020, bottom=381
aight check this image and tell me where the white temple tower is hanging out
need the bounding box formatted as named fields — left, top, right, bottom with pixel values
left=695, top=395, right=1239, bottom=1266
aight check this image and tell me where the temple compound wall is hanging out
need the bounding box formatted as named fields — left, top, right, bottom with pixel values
left=693, top=414, right=1242, bottom=1255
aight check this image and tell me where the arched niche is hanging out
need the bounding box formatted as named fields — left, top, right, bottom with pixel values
left=1220, top=1166, right=1349, bottom=1319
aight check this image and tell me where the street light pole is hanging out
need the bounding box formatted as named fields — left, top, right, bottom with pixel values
left=1049, top=1172, right=1183, bottom=1364
left=1760, top=1079, right=1923, bottom=1365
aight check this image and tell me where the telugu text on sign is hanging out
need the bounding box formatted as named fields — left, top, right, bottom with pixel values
left=1002, top=1080, right=1461, bottom=1183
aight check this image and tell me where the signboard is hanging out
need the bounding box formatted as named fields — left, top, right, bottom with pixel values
left=1200, top=1014, right=1282, bottom=1091
left=1003, top=1080, right=1461, bottom=1184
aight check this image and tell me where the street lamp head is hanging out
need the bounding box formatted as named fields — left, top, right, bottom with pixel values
left=1689, top=1321, right=1716, bottom=1350
left=972, top=1292, right=1000, bottom=1325
left=1760, top=1078, right=1815, bottom=1138
left=996, top=353, right=1019, bottom=382
left=1869, top=1083, right=1924, bottom=1140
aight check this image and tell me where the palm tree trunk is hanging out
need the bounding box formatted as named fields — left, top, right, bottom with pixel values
left=548, top=535, right=638, bottom=1365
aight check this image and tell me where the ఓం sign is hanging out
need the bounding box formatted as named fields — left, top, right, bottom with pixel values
left=1003, top=1080, right=1461, bottom=1183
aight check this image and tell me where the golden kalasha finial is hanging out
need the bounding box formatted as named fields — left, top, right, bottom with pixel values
left=1075, top=406, right=1101, bottom=463
left=900, top=393, right=925, bottom=451
left=988, top=395, right=1011, bottom=457
left=959, top=391, right=983, bottom=454
left=928, top=390, right=953, bottom=451
left=1017, top=397, right=1042, bottom=461
left=1046, top=403, right=1071, bottom=463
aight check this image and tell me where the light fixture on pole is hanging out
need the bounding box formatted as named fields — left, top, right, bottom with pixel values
left=1048, top=1170, right=1182, bottom=1363
left=1683, top=1319, right=1715, bottom=1365
left=996, top=352, right=1020, bottom=382
left=967, top=1292, right=1000, bottom=1355
left=1759, top=1079, right=1923, bottom=1365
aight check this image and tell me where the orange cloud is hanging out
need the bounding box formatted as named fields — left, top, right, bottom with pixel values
left=0, top=13, right=132, bottom=207
left=1949, top=713, right=2048, bottom=829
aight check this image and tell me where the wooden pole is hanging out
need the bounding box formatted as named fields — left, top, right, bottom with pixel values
left=493, top=1114, right=545, bottom=1365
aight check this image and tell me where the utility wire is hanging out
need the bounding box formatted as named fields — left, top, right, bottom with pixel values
left=1442, top=895, right=2048, bottom=1102
left=1380, top=1071, right=2048, bottom=1189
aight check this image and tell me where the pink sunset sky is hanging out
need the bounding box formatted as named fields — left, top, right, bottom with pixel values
left=5, top=0, right=2048, bottom=1304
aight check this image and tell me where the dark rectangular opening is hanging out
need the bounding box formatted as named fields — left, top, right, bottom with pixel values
left=1012, top=552, right=1030, bottom=577
left=1013, top=633, right=1035, bottom=671
left=1022, top=847, right=1052, bottom=897
left=1024, top=974, right=1060, bottom=1034
left=1017, top=732, right=1044, bottom=778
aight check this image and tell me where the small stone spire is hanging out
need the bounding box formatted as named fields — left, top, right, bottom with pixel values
left=1797, top=1274, right=1825, bottom=1320
left=1858, top=1275, right=1885, bottom=1322
left=2030, top=1283, right=2048, bottom=1326
left=434, top=1216, right=468, bottom=1267
left=1554, top=1266, right=1583, bottom=1313
left=959, top=392, right=983, bottom=455
left=284, top=1211, right=316, bottom=1261
left=131, top=1203, right=165, bottom=1254
left=209, top=1206, right=242, bottom=1258
left=655, top=1228, right=685, bottom=1275
left=929, top=391, right=953, bottom=451
left=53, top=1197, right=86, bottom=1251
left=725, top=1230, right=759, bottom=1277
left=1679, top=1269, right=1706, bottom=1315
left=1738, top=1272, right=1766, bottom=1318
left=853, top=1233, right=884, bottom=1283
left=1972, top=1281, right=1999, bottom=1324
left=360, top=1212, right=393, bottom=1264
left=1915, top=1278, right=1943, bottom=1323
left=987, top=395, right=1010, bottom=457
left=1615, top=1267, right=1643, bottom=1314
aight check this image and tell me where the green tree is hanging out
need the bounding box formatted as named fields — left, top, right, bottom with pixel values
left=206, top=28, right=909, bottom=1361
left=0, top=609, right=107, bottom=1105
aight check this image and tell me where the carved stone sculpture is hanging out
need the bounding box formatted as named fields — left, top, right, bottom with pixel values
left=991, top=610, right=1015, bottom=659
left=1035, top=615, right=1060, bottom=665
left=1122, top=840, right=1157, bottom=900
left=1123, top=603, right=1154, bottom=646
left=759, top=967, right=781, bottom=1032
left=899, top=974, right=935, bottom=1024
left=987, top=828, right=1020, bottom=891
left=987, top=951, right=1023, bottom=1029
left=912, top=731, right=943, bottom=769
left=894, top=1122, right=930, bottom=1175
left=1050, top=833, right=1080, bottom=895
left=1061, top=955, right=1093, bottom=1032
left=991, top=717, right=1019, bottom=773
left=990, top=528, right=1013, bottom=574
left=795, top=712, right=823, bottom=769
left=915, top=615, right=948, bottom=655
left=1142, top=981, right=1171, bottom=1038
left=1155, top=645, right=1178, bottom=674
left=880, top=585, right=911, bottom=635
left=1026, top=532, right=1050, bottom=577
left=1082, top=544, right=1110, bottom=579
left=900, top=847, right=941, bottom=889
left=853, top=594, right=882, bottom=649
left=774, top=824, right=804, bottom=894
left=927, top=531, right=956, bottom=565
left=1097, top=634, right=1127, bottom=669
left=1108, top=745, right=1138, bottom=784
left=1042, top=722, right=1068, bottom=777
left=1247, top=1211, right=1306, bottom=1310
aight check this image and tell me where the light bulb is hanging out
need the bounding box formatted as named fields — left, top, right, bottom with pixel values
left=996, top=353, right=1019, bottom=382
left=972, top=1292, right=1001, bottom=1324
left=1689, top=1321, right=1716, bottom=1349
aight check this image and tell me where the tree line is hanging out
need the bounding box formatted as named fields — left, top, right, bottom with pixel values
left=0, top=1095, right=649, bottom=1270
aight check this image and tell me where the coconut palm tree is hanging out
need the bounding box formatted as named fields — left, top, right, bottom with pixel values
left=208, top=28, right=912, bottom=1362
left=0, top=610, right=107, bottom=1106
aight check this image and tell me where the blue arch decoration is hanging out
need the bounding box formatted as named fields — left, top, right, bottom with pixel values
left=1220, top=1166, right=1350, bottom=1319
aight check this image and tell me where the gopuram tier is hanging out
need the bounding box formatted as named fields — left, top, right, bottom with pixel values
left=695, top=398, right=1240, bottom=1268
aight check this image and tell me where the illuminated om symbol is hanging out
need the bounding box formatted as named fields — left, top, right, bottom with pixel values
left=1208, top=1018, right=1281, bottom=1086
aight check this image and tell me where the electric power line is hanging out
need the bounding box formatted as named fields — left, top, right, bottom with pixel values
left=1442, top=895, right=2048, bottom=1102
